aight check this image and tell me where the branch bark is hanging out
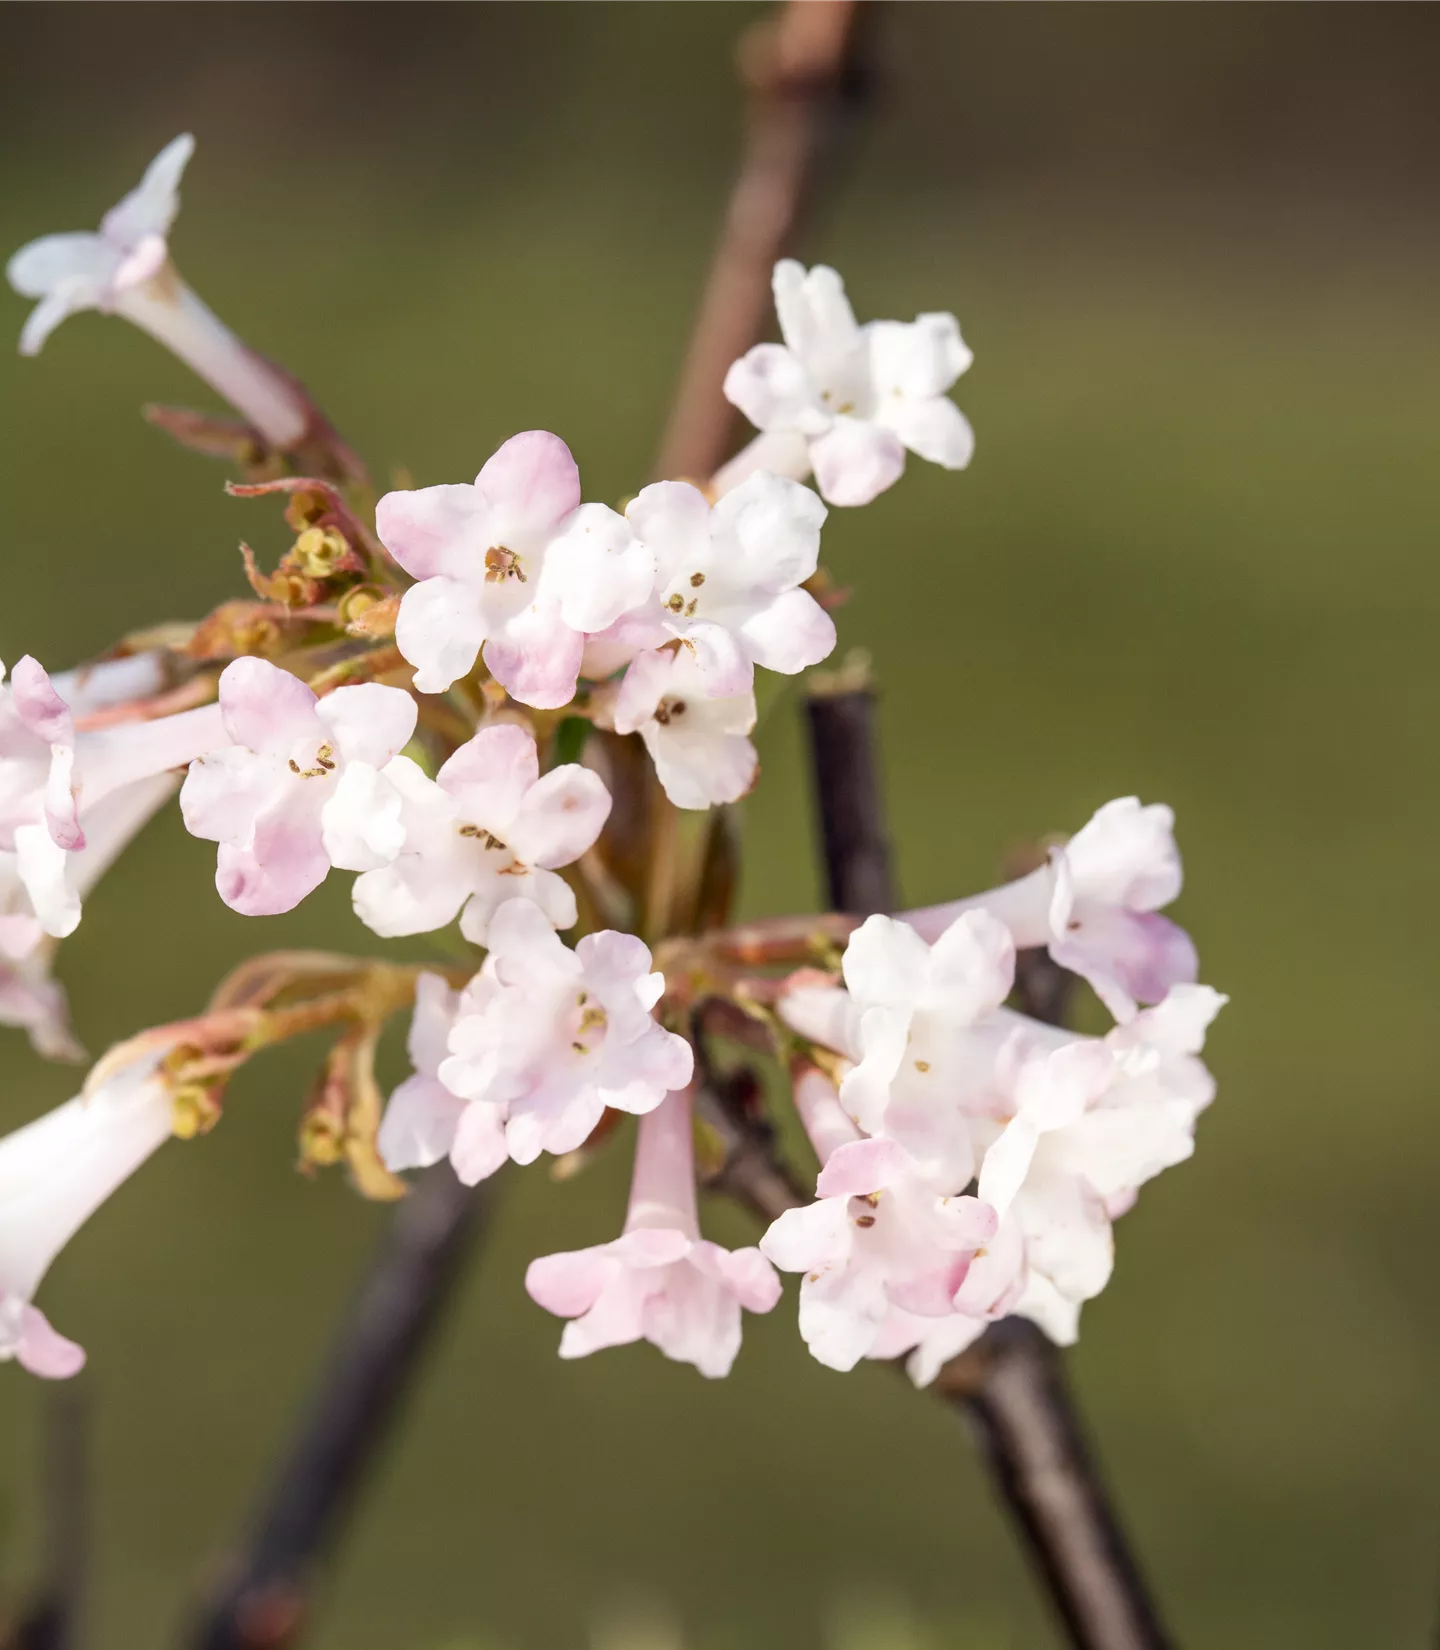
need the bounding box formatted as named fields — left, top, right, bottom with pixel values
left=3, top=1387, right=90, bottom=1650
left=652, top=0, right=871, bottom=483
left=182, top=1166, right=490, bottom=1650
left=797, top=676, right=1174, bottom=1650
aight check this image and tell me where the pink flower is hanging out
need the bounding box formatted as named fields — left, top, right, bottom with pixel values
left=905, top=797, right=1198, bottom=1020
left=0, top=1047, right=177, bottom=1379
left=0, top=656, right=223, bottom=935
left=375, top=973, right=483, bottom=1177
left=0, top=772, right=178, bottom=1060
left=611, top=650, right=757, bottom=811
left=353, top=722, right=610, bottom=943
left=759, top=1071, right=995, bottom=1372
left=378, top=431, right=654, bottom=707
left=526, top=1085, right=780, bottom=1377
left=437, top=899, right=694, bottom=1168
left=718, top=261, right=974, bottom=507
left=7, top=136, right=307, bottom=448
left=180, top=657, right=416, bottom=916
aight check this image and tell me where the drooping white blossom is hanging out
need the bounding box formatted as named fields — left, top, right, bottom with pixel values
left=718, top=260, right=974, bottom=507
left=436, top=898, right=694, bottom=1168
left=180, top=657, right=416, bottom=916
left=527, top=1084, right=780, bottom=1377
left=759, top=1070, right=995, bottom=1373
left=0, top=1048, right=178, bottom=1378
left=905, top=797, right=1197, bottom=1020
left=378, top=431, right=654, bottom=707
left=6, top=135, right=308, bottom=448
left=779, top=910, right=1224, bottom=1347
left=353, top=722, right=610, bottom=943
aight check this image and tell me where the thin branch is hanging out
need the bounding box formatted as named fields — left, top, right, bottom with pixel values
left=652, top=0, right=871, bottom=483
left=4, top=1386, right=90, bottom=1650
left=182, top=1166, right=491, bottom=1650
left=798, top=676, right=1175, bottom=1650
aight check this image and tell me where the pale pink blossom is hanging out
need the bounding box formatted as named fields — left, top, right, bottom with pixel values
left=7, top=135, right=307, bottom=448
left=616, top=473, right=833, bottom=695
left=0, top=772, right=178, bottom=1060
left=0, top=1047, right=177, bottom=1378
left=527, top=1085, right=780, bottom=1376
left=437, top=899, right=693, bottom=1168
left=905, top=797, right=1197, bottom=1020
left=759, top=1070, right=995, bottom=1372
left=612, top=650, right=757, bottom=811
left=180, top=657, right=416, bottom=916
left=718, top=261, right=974, bottom=506
left=0, top=656, right=223, bottom=934
left=353, top=722, right=609, bottom=943
left=378, top=431, right=653, bottom=707
left=781, top=909, right=1020, bottom=1188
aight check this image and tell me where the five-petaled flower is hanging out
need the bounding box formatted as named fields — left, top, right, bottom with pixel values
left=720, top=259, right=974, bottom=507
left=6, top=134, right=308, bottom=448
left=180, top=657, right=417, bottom=916
left=353, top=722, right=611, bottom=943
left=435, top=899, right=694, bottom=1169
left=378, top=430, right=654, bottom=707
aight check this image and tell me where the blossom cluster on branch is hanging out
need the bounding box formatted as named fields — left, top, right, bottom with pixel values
left=0, top=137, right=1222, bottom=1383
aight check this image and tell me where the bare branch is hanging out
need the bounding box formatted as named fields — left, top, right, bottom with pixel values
left=652, top=0, right=871, bottom=483
left=182, top=1166, right=491, bottom=1650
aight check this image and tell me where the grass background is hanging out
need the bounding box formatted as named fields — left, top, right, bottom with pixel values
left=1, top=5, right=1438, bottom=1647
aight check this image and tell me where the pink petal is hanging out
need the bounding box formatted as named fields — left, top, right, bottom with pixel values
left=449, top=1100, right=510, bottom=1184
left=476, top=431, right=581, bottom=538
left=525, top=1246, right=617, bottom=1317
left=738, top=588, right=836, bottom=676
left=17, top=1303, right=86, bottom=1380
left=509, top=765, right=611, bottom=870
left=375, top=482, right=492, bottom=582
left=218, top=657, right=320, bottom=756
left=482, top=605, right=584, bottom=711
left=214, top=804, right=329, bottom=916
left=815, top=1136, right=915, bottom=1199
left=10, top=656, right=75, bottom=747
left=395, top=576, right=487, bottom=695
left=437, top=723, right=538, bottom=832
left=809, top=418, right=906, bottom=507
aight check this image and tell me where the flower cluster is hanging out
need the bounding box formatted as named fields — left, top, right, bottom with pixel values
left=0, top=136, right=1221, bottom=1386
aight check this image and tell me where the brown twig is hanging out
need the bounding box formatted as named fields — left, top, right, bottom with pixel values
left=651, top=0, right=871, bottom=483
left=181, top=1166, right=491, bottom=1650
left=796, top=676, right=1174, bottom=1650
left=4, top=1386, right=90, bottom=1650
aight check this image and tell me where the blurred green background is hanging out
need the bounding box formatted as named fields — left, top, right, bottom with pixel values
left=2, top=4, right=1438, bottom=1647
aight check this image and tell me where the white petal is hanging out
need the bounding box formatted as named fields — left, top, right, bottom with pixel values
left=507, top=765, right=611, bottom=870
left=320, top=763, right=405, bottom=872
left=317, top=683, right=417, bottom=770
left=809, top=417, right=906, bottom=508
left=99, top=134, right=194, bottom=248
left=881, top=394, right=975, bottom=470
left=546, top=504, right=656, bottom=635
left=376, top=1074, right=466, bottom=1173
left=395, top=577, right=486, bottom=695
left=723, top=343, right=829, bottom=437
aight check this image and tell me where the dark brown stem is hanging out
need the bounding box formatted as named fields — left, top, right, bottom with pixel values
left=798, top=679, right=1175, bottom=1650
left=3, top=1387, right=90, bottom=1650
left=182, top=1166, right=491, bottom=1650
left=652, top=0, right=871, bottom=483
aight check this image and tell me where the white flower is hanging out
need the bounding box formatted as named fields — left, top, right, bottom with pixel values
left=353, top=722, right=611, bottom=943
left=612, top=650, right=757, bottom=811
left=905, top=797, right=1197, bottom=1020
left=759, top=1071, right=995, bottom=1373
left=527, top=1085, right=780, bottom=1377
left=618, top=473, right=834, bottom=696
left=437, top=899, right=694, bottom=1168
left=7, top=135, right=307, bottom=448
left=180, top=657, right=416, bottom=916
left=0, top=1048, right=177, bottom=1378
left=718, top=260, right=974, bottom=506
